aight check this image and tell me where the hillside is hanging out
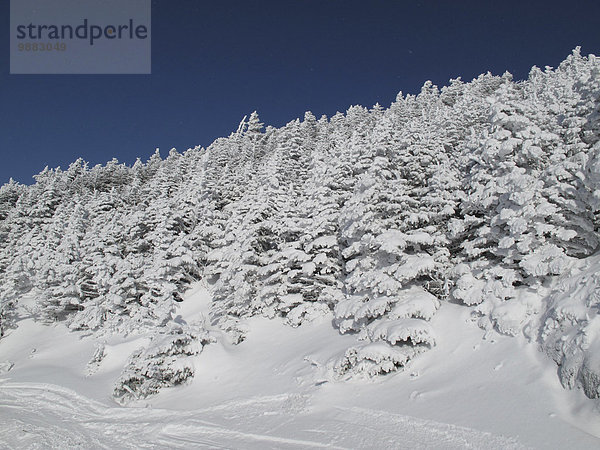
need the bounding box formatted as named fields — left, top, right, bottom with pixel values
left=1, top=48, right=600, bottom=446
left=1, top=284, right=599, bottom=448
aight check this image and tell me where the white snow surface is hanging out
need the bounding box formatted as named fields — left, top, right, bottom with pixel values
left=1, top=283, right=600, bottom=449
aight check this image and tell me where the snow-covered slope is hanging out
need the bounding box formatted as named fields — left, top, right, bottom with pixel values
left=1, top=285, right=599, bottom=449
left=1, top=48, right=600, bottom=447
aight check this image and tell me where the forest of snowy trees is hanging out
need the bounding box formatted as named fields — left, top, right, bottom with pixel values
left=1, top=48, right=599, bottom=402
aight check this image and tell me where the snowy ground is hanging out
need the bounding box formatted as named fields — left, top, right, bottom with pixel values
left=1, top=284, right=600, bottom=449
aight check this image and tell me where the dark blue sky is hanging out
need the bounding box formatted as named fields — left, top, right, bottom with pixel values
left=2, top=0, right=600, bottom=185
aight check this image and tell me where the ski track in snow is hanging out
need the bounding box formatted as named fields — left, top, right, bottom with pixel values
left=0, top=381, right=526, bottom=449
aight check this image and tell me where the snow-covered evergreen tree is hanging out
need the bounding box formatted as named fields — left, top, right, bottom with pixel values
left=114, top=323, right=214, bottom=403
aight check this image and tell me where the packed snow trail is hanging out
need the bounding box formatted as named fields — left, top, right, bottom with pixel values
left=0, top=381, right=526, bottom=449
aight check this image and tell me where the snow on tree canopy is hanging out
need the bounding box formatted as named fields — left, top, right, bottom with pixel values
left=0, top=48, right=599, bottom=401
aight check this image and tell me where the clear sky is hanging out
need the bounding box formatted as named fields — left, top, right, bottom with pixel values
left=1, top=0, right=600, bottom=185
